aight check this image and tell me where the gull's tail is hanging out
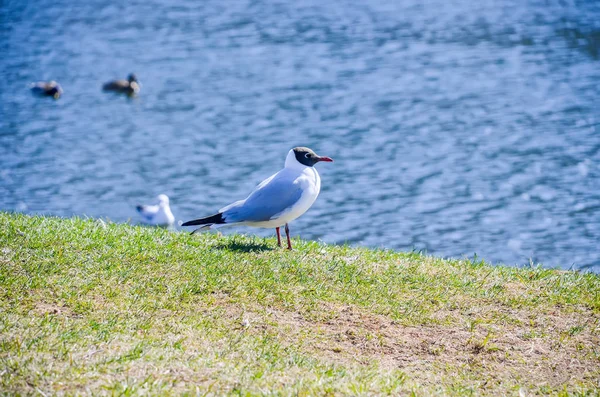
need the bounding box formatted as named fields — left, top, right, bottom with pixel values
left=181, top=213, right=226, bottom=234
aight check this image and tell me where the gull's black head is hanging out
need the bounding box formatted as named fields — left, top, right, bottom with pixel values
left=128, top=73, right=138, bottom=83
left=293, top=147, right=333, bottom=167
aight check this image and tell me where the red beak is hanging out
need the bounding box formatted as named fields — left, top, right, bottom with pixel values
left=317, top=156, right=333, bottom=162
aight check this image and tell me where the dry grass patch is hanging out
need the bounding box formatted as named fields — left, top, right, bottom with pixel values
left=217, top=300, right=599, bottom=394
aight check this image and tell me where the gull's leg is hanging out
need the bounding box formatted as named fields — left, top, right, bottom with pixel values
left=276, top=227, right=282, bottom=247
left=284, top=223, right=292, bottom=250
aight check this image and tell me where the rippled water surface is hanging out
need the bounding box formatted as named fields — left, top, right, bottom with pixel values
left=1, top=0, right=599, bottom=270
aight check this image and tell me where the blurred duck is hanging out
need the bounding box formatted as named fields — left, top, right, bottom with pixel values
left=136, top=194, right=175, bottom=227
left=31, top=81, right=63, bottom=99
left=103, top=73, right=140, bottom=96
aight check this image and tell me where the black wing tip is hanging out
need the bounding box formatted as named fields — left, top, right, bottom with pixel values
left=182, top=213, right=225, bottom=227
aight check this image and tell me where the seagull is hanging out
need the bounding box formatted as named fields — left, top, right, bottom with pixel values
left=182, top=147, right=333, bottom=249
left=136, top=194, right=175, bottom=226
left=31, top=81, right=63, bottom=99
left=103, top=73, right=140, bottom=96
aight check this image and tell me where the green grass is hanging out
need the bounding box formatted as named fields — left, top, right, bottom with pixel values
left=1, top=212, right=599, bottom=395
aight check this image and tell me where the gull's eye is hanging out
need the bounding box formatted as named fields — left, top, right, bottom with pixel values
left=304, top=152, right=311, bottom=159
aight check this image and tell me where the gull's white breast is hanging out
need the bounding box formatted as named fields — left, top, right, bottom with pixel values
left=246, top=167, right=321, bottom=228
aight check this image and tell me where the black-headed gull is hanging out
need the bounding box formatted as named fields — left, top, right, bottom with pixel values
left=182, top=147, right=333, bottom=249
left=136, top=194, right=175, bottom=226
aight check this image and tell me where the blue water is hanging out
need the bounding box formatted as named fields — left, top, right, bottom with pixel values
left=1, top=0, right=599, bottom=271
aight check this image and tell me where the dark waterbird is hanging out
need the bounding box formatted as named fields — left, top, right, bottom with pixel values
left=102, top=73, right=140, bottom=96
left=30, top=81, right=63, bottom=99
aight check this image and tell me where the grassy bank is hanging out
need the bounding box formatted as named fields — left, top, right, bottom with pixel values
left=0, top=212, right=598, bottom=395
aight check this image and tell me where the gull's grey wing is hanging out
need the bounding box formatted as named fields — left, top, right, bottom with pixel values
left=223, top=171, right=303, bottom=223
left=219, top=173, right=277, bottom=213
left=137, top=204, right=159, bottom=221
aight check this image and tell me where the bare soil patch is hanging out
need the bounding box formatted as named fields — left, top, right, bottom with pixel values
left=224, top=300, right=600, bottom=389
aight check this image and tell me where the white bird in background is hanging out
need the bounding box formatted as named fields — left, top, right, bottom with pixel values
left=182, top=147, right=333, bottom=249
left=136, top=194, right=175, bottom=227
